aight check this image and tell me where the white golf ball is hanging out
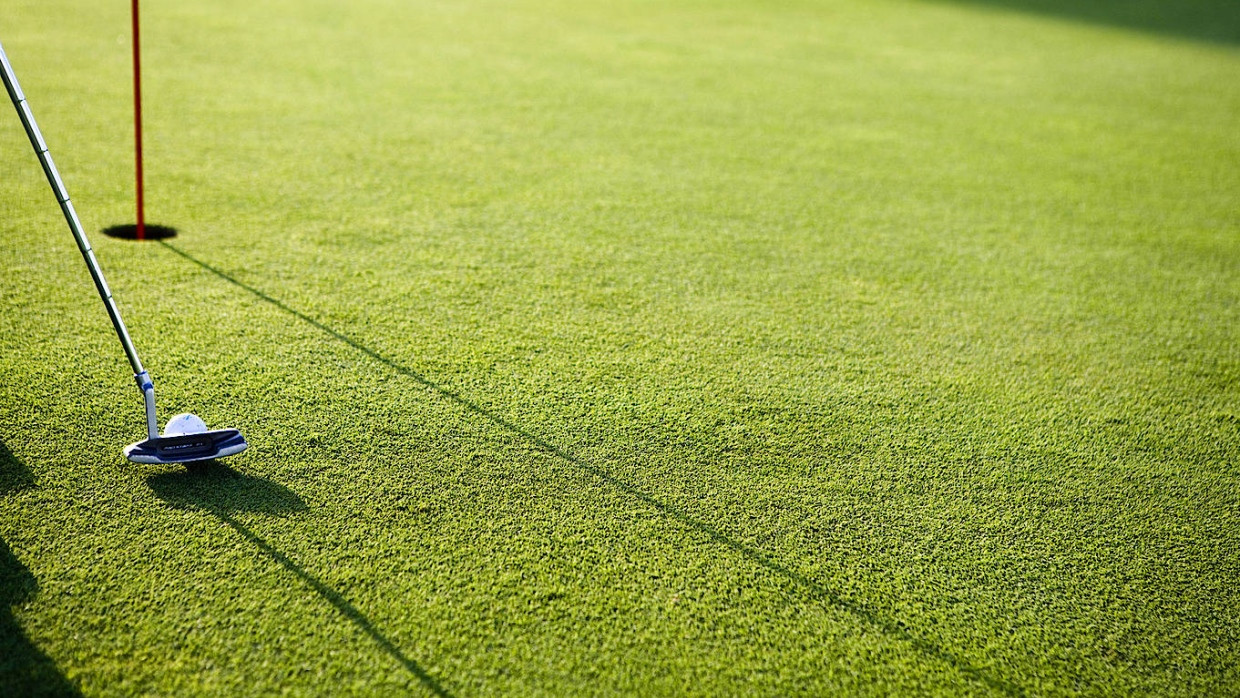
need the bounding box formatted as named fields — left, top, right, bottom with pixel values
left=163, top=413, right=208, bottom=436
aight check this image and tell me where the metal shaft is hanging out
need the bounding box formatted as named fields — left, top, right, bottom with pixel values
left=1, top=39, right=160, bottom=439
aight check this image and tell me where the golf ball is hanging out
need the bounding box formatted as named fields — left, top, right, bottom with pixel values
left=163, top=413, right=208, bottom=436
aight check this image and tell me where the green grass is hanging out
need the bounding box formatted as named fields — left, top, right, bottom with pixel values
left=2, top=0, right=1238, bottom=694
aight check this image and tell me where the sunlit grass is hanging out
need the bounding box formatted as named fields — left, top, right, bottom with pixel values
left=1, top=0, right=1238, bottom=694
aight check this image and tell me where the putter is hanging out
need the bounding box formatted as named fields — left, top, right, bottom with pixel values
left=1, top=38, right=247, bottom=464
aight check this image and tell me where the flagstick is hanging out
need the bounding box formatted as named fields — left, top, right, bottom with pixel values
left=132, top=0, right=145, bottom=241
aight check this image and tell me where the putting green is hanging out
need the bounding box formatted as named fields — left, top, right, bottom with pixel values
left=2, top=0, right=1237, bottom=694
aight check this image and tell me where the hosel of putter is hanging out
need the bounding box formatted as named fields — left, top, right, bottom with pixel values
left=135, top=371, right=158, bottom=441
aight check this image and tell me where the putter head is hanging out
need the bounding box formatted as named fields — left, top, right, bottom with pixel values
left=124, top=428, right=247, bottom=465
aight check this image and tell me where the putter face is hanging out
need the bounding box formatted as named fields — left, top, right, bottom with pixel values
left=124, top=428, right=248, bottom=465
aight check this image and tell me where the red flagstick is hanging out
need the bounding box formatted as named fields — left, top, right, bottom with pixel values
left=132, top=0, right=145, bottom=240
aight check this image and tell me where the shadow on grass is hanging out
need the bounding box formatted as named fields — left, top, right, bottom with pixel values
left=146, top=462, right=452, bottom=697
left=0, top=441, right=33, bottom=497
left=927, top=0, right=1240, bottom=46
left=0, top=441, right=82, bottom=696
left=160, top=241, right=1024, bottom=696
left=147, top=461, right=309, bottom=516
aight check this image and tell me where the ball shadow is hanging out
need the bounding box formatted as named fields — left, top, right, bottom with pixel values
left=101, top=224, right=178, bottom=241
left=146, top=461, right=306, bottom=516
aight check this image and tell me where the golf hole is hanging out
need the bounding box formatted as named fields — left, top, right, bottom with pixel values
left=102, top=224, right=178, bottom=240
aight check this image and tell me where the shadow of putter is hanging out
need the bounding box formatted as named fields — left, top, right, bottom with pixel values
left=146, top=462, right=452, bottom=696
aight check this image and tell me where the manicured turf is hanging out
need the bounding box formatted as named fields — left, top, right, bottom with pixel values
left=2, top=0, right=1238, bottom=694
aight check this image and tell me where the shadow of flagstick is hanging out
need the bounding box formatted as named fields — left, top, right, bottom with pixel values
left=159, top=241, right=1023, bottom=697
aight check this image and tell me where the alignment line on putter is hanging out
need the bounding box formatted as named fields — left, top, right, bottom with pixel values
left=1, top=39, right=247, bottom=465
